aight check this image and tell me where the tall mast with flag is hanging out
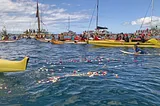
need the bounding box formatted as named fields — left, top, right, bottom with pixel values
left=36, top=0, right=41, bottom=35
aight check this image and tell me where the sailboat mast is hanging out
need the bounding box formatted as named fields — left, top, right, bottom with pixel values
left=68, top=16, right=70, bottom=31
left=96, top=0, right=99, bottom=29
left=36, top=0, right=41, bottom=34
left=151, top=0, right=154, bottom=27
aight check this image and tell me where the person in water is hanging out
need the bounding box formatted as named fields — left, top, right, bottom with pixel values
left=133, top=43, right=146, bottom=54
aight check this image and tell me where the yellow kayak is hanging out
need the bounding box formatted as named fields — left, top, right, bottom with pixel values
left=0, top=57, right=29, bottom=72
left=88, top=40, right=153, bottom=45
left=93, top=43, right=160, bottom=48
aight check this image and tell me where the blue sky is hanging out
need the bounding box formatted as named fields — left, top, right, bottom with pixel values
left=0, top=0, right=160, bottom=34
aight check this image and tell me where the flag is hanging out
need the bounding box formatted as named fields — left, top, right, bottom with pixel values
left=41, top=20, right=45, bottom=25
left=36, top=11, right=38, bottom=17
left=36, top=10, right=38, bottom=17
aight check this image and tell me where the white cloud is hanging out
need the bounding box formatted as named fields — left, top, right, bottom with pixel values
left=62, top=3, right=71, bottom=6
left=50, top=4, right=56, bottom=7
left=124, top=16, right=160, bottom=27
left=123, top=22, right=130, bottom=25
left=0, top=0, right=89, bottom=34
left=44, top=9, right=66, bottom=15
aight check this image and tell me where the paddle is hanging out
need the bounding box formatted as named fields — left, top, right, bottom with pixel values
left=147, top=38, right=160, bottom=46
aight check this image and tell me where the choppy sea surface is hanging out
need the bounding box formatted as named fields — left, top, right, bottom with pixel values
left=0, top=39, right=160, bottom=106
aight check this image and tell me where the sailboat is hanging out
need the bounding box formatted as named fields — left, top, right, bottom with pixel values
left=21, top=0, right=51, bottom=41
left=61, top=16, right=87, bottom=44
left=51, top=16, right=87, bottom=44
left=0, top=26, right=17, bottom=43
left=138, top=0, right=160, bottom=36
left=149, top=0, right=160, bottom=36
left=87, top=0, right=160, bottom=48
left=35, top=0, right=52, bottom=42
left=87, top=0, right=109, bottom=43
left=51, top=16, right=71, bottom=44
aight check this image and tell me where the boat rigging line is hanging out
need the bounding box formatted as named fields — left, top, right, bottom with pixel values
left=88, top=2, right=97, bottom=31
left=139, top=0, right=153, bottom=30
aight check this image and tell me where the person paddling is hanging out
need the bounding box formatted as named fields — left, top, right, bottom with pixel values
left=133, top=43, right=146, bottom=55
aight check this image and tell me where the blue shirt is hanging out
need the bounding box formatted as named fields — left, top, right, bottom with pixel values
left=135, top=47, right=146, bottom=54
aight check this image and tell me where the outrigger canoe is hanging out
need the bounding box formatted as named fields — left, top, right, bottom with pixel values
left=64, top=40, right=87, bottom=44
left=0, top=57, right=29, bottom=72
left=36, top=38, right=51, bottom=42
left=93, top=43, right=160, bottom=48
left=0, top=40, right=17, bottom=43
left=51, top=40, right=64, bottom=44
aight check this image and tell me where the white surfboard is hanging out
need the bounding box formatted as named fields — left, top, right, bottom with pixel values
left=120, top=50, right=135, bottom=55
left=120, top=50, right=160, bottom=56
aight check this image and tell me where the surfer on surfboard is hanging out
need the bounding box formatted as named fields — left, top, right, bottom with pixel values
left=133, top=43, right=146, bottom=55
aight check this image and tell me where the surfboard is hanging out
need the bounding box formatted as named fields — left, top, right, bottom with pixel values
left=120, top=50, right=160, bottom=56
left=120, top=50, right=135, bottom=55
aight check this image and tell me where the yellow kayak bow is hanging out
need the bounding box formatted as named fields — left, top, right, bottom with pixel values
left=0, top=57, right=29, bottom=72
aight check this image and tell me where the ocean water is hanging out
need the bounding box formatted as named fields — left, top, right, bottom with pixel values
left=0, top=39, right=160, bottom=106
